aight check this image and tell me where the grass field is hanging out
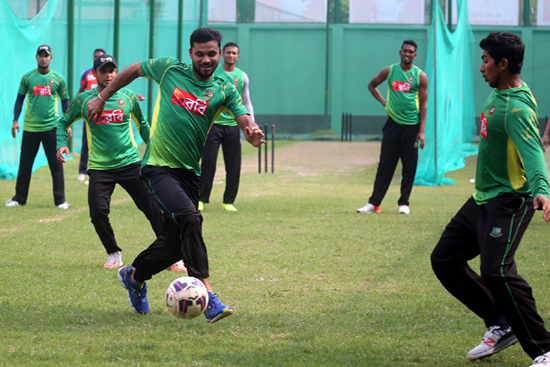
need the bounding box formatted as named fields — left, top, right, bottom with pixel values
left=1, top=141, right=550, bottom=366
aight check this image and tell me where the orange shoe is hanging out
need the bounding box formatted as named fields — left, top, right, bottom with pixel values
left=168, top=260, right=187, bottom=272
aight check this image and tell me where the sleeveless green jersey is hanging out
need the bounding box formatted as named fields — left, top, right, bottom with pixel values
left=140, top=57, right=248, bottom=175
left=385, top=63, right=422, bottom=125
left=474, top=82, right=549, bottom=204
left=18, top=69, right=69, bottom=132
left=57, top=88, right=149, bottom=170
left=213, top=66, right=245, bottom=127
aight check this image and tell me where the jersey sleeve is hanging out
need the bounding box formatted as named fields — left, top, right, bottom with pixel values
left=140, top=57, right=178, bottom=84
left=57, top=76, right=70, bottom=100
left=222, top=83, right=249, bottom=119
left=128, top=91, right=150, bottom=144
left=18, top=75, right=28, bottom=95
left=57, top=96, right=84, bottom=150
left=80, top=69, right=88, bottom=87
left=506, top=104, right=550, bottom=199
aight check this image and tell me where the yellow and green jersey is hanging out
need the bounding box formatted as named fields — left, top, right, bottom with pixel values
left=18, top=69, right=69, bottom=132
left=140, top=57, right=249, bottom=175
left=385, top=63, right=422, bottom=125
left=57, top=88, right=149, bottom=170
left=474, top=82, right=549, bottom=204
left=213, top=66, right=244, bottom=127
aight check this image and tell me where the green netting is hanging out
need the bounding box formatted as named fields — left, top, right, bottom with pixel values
left=0, top=0, right=200, bottom=180
left=414, top=0, right=478, bottom=186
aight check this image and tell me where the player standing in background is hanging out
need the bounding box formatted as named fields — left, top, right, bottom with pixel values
left=75, top=48, right=105, bottom=182
left=431, top=31, right=550, bottom=367
left=76, top=48, right=146, bottom=182
left=6, top=45, right=71, bottom=209
left=198, top=42, right=255, bottom=212
left=56, top=55, right=166, bottom=270
left=357, top=40, right=428, bottom=215
left=86, top=27, right=265, bottom=322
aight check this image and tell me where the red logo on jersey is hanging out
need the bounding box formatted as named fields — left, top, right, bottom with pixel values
left=33, top=85, right=51, bottom=96
left=171, top=87, right=209, bottom=117
left=480, top=112, right=488, bottom=139
left=96, top=109, right=125, bottom=125
left=392, top=80, right=411, bottom=93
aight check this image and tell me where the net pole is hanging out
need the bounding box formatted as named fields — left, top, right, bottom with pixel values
left=114, top=0, right=120, bottom=61
left=177, top=0, right=184, bottom=60
left=67, top=0, right=75, bottom=151
left=433, top=1, right=438, bottom=182
left=323, top=2, right=330, bottom=130
left=147, top=0, right=156, bottom=123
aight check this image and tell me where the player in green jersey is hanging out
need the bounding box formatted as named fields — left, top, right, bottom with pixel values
left=86, top=28, right=265, bottom=321
left=431, top=32, right=550, bottom=367
left=56, top=55, right=171, bottom=271
left=6, top=45, right=71, bottom=209
left=357, top=39, right=428, bottom=215
left=199, top=42, right=255, bottom=212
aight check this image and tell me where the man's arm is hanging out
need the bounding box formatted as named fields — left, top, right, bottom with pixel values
left=12, top=93, right=25, bottom=138
left=241, top=72, right=255, bottom=122
left=416, top=71, right=429, bottom=149
left=87, top=62, right=143, bottom=122
left=368, top=66, right=390, bottom=107
left=542, top=118, right=550, bottom=151
left=56, top=97, right=83, bottom=162
left=234, top=114, right=265, bottom=148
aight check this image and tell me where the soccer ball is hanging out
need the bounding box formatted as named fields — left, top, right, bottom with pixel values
left=166, top=277, right=209, bottom=319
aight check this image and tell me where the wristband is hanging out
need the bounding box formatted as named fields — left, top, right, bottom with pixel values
left=97, top=93, right=107, bottom=103
left=544, top=135, right=549, bottom=138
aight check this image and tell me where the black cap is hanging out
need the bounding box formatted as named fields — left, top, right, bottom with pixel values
left=94, top=55, right=117, bottom=70
left=37, top=45, right=52, bottom=55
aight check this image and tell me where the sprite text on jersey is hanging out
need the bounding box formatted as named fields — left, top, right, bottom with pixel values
left=171, top=87, right=209, bottom=117
left=392, top=80, right=411, bottom=93
left=97, top=110, right=125, bottom=125
left=480, top=112, right=488, bottom=139
left=33, top=86, right=52, bottom=96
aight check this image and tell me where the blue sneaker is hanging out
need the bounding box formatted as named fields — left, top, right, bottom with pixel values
left=204, top=292, right=233, bottom=323
left=117, top=266, right=149, bottom=315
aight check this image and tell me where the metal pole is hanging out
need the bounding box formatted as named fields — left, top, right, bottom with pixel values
left=447, top=0, right=452, bottom=31
left=199, top=0, right=207, bottom=28
left=349, top=113, right=352, bottom=141
left=323, top=2, right=330, bottom=130
left=258, top=142, right=261, bottom=174
left=341, top=113, right=344, bottom=141
left=177, top=0, right=184, bottom=60
left=147, top=0, right=156, bottom=123
left=434, top=1, right=438, bottom=182
left=271, top=125, right=275, bottom=174
left=67, top=0, right=75, bottom=150
left=523, top=0, right=530, bottom=26
left=114, top=0, right=120, bottom=61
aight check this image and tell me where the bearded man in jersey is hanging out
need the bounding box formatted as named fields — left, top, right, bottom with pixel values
left=357, top=39, right=428, bottom=215
left=86, top=27, right=265, bottom=323
left=431, top=31, right=550, bottom=367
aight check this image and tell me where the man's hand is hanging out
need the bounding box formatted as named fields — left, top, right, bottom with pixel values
left=87, top=97, right=106, bottom=122
left=11, top=120, right=20, bottom=138
left=542, top=136, right=549, bottom=152
left=244, top=126, right=266, bottom=148
left=67, top=127, right=73, bottom=140
left=56, top=147, right=70, bottom=163
left=533, top=194, right=550, bottom=223
left=136, top=94, right=146, bottom=101
left=416, top=131, right=426, bottom=149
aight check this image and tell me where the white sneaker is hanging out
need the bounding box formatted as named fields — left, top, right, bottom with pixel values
left=357, top=203, right=381, bottom=214
left=467, top=325, right=518, bottom=360
left=76, top=173, right=86, bottom=181
left=399, top=205, right=410, bottom=215
left=168, top=260, right=187, bottom=272
left=5, top=199, right=20, bottom=207
left=57, top=201, right=70, bottom=209
left=531, top=352, right=550, bottom=366
left=104, top=251, right=123, bottom=269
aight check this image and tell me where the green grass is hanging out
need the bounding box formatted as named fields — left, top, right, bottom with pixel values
left=1, top=142, right=549, bottom=366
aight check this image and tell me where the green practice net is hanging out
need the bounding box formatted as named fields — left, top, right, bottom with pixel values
left=0, top=0, right=200, bottom=180
left=414, top=0, right=478, bottom=186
